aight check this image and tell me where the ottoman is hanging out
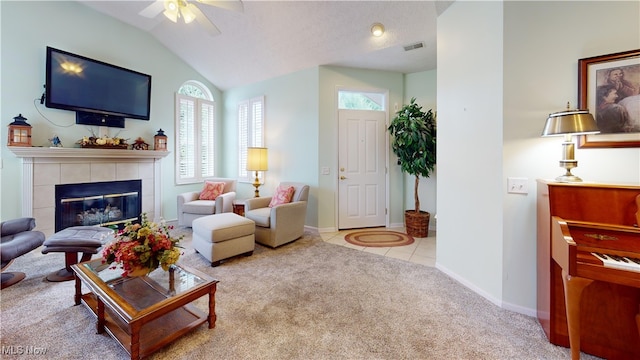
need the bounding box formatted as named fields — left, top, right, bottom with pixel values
left=41, top=226, right=114, bottom=282
left=192, top=213, right=255, bottom=267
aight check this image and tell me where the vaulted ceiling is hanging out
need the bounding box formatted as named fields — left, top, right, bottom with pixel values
left=78, top=1, right=452, bottom=90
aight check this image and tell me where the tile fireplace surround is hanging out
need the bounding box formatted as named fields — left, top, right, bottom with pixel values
left=8, top=147, right=170, bottom=237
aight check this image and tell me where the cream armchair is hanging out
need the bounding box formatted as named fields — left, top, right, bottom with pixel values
left=244, top=182, right=309, bottom=248
left=177, top=178, right=237, bottom=227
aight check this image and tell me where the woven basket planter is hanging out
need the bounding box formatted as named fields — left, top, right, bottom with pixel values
left=404, top=210, right=430, bottom=238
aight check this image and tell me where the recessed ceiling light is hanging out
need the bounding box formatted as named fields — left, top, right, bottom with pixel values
left=371, top=23, right=385, bottom=37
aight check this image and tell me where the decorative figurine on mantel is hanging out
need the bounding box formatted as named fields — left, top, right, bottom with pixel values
left=49, top=135, right=63, bottom=147
left=7, top=114, right=32, bottom=147
left=132, top=137, right=149, bottom=150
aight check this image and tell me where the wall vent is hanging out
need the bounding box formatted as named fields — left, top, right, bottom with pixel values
left=403, top=42, right=424, bottom=52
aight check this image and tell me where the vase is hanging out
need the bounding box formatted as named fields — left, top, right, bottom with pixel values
left=127, top=266, right=151, bottom=277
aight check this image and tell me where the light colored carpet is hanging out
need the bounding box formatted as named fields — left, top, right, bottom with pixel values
left=344, top=230, right=414, bottom=247
left=0, top=227, right=599, bottom=360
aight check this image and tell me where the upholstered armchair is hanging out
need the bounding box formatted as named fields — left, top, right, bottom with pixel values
left=1, top=217, right=45, bottom=289
left=177, top=178, right=237, bottom=227
left=244, top=182, right=309, bottom=248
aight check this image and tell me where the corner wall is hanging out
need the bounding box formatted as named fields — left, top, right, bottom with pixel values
left=436, top=1, right=505, bottom=304
left=437, top=1, right=640, bottom=315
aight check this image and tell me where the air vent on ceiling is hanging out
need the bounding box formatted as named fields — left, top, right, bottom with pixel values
left=403, top=42, right=424, bottom=52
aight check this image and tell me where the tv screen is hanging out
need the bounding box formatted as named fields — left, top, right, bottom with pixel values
left=45, top=47, right=151, bottom=127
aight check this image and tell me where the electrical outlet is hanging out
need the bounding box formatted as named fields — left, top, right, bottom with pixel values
left=507, top=177, right=528, bottom=194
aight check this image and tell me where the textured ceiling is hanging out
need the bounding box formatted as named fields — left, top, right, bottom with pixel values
left=78, top=1, right=452, bottom=90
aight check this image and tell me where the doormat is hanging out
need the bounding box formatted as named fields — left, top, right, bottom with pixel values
left=344, top=230, right=414, bottom=248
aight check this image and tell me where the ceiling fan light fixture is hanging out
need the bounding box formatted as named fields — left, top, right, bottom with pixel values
left=163, top=0, right=179, bottom=22
left=371, top=23, right=385, bottom=37
left=180, top=4, right=196, bottom=24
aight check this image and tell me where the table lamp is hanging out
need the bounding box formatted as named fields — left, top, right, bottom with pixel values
left=247, top=147, right=268, bottom=197
left=541, top=103, right=599, bottom=182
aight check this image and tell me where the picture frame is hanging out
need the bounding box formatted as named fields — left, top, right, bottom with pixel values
left=577, top=49, right=640, bottom=148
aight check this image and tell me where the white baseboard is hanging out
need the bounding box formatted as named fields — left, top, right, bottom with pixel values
left=434, top=262, right=536, bottom=317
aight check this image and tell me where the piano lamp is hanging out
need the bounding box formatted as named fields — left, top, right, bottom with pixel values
left=541, top=103, right=599, bottom=182
left=247, top=147, right=268, bottom=197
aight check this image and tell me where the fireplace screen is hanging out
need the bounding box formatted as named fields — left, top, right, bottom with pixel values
left=55, top=180, right=142, bottom=231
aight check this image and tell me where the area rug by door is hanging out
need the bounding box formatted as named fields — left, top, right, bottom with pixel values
left=344, top=230, right=414, bottom=247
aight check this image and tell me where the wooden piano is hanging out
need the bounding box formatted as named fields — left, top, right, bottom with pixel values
left=537, top=180, right=640, bottom=360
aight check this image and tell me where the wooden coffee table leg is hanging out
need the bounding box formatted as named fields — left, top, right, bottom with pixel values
left=130, top=322, right=142, bottom=360
left=96, top=298, right=105, bottom=334
left=208, top=284, right=217, bottom=329
left=74, top=276, right=82, bottom=305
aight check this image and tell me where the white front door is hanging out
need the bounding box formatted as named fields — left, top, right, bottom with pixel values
left=338, top=109, right=386, bottom=229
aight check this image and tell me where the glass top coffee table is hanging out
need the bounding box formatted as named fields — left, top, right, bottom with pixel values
left=71, top=259, right=219, bottom=360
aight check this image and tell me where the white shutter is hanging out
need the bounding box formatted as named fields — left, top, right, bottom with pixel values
left=176, top=95, right=196, bottom=184
left=201, top=100, right=215, bottom=178
left=238, top=96, right=265, bottom=182
left=175, top=93, right=216, bottom=184
left=238, top=102, right=249, bottom=179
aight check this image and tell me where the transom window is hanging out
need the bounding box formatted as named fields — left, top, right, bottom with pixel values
left=338, top=90, right=385, bottom=110
left=175, top=81, right=215, bottom=185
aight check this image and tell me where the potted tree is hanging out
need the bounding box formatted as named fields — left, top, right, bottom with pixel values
left=388, top=97, right=436, bottom=237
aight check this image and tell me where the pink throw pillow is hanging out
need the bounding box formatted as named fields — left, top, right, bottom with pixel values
left=199, top=181, right=225, bottom=200
left=268, top=185, right=295, bottom=207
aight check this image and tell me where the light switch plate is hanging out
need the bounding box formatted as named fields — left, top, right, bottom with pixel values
left=507, top=177, right=528, bottom=194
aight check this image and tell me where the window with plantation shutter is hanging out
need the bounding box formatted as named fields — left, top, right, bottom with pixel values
left=238, top=96, right=265, bottom=183
left=175, top=81, right=215, bottom=184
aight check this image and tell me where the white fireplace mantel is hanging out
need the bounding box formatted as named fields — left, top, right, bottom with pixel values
left=10, top=146, right=170, bottom=236
left=9, top=146, right=170, bottom=160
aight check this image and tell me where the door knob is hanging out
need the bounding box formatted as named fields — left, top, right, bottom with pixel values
left=340, top=176, right=347, bottom=180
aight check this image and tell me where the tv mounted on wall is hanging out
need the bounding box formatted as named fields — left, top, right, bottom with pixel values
left=45, top=46, right=152, bottom=128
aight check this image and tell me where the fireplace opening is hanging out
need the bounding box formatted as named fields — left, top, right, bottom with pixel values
left=55, top=180, right=142, bottom=232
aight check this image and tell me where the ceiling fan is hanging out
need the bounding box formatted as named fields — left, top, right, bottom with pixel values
left=139, top=0, right=243, bottom=36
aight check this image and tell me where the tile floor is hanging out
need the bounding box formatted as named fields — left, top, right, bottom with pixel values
left=319, top=227, right=437, bottom=267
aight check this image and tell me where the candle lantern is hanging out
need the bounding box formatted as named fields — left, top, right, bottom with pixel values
left=7, top=114, right=32, bottom=147
left=154, top=128, right=168, bottom=151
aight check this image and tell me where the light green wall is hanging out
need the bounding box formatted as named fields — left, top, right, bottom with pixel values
left=403, top=70, right=437, bottom=228
left=501, top=0, right=640, bottom=313
left=437, top=1, right=505, bottom=304
left=438, top=0, right=640, bottom=315
left=318, top=66, right=406, bottom=231
left=0, top=1, right=431, bottom=233
left=222, top=65, right=415, bottom=231
left=0, top=1, right=221, bottom=222
left=221, top=67, right=321, bottom=227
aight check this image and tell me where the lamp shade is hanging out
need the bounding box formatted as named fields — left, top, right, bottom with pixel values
left=247, top=147, right=268, bottom=171
left=541, top=109, right=599, bottom=137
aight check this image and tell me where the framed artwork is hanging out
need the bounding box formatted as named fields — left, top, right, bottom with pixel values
left=577, top=49, right=640, bottom=148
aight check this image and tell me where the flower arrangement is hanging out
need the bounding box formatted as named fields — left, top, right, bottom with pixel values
left=77, top=135, right=128, bottom=148
left=102, top=213, right=183, bottom=277
left=77, top=129, right=129, bottom=149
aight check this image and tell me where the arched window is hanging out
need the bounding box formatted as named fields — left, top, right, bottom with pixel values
left=175, top=81, right=215, bottom=184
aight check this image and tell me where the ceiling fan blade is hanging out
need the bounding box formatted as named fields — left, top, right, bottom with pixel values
left=139, top=0, right=165, bottom=18
left=196, top=0, right=244, bottom=13
left=190, top=4, right=221, bottom=36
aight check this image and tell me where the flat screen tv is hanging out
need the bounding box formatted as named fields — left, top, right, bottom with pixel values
left=45, top=46, right=151, bottom=128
